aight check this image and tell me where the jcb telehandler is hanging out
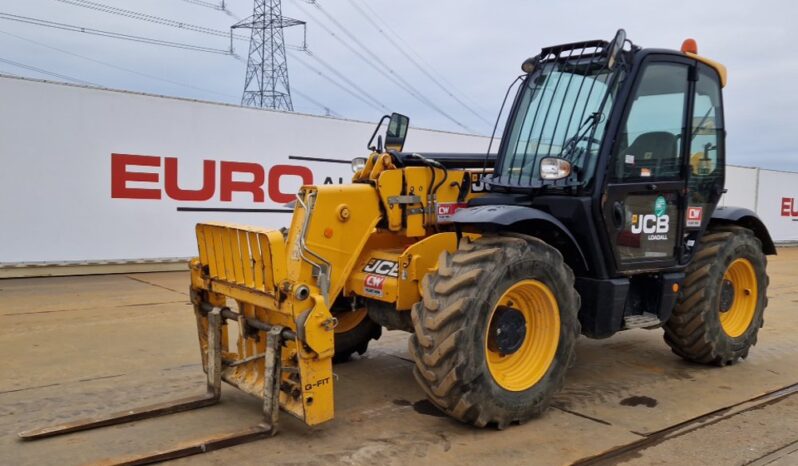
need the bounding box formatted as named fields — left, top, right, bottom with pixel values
left=21, top=30, right=775, bottom=464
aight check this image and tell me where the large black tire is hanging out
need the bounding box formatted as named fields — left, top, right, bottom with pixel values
left=332, top=309, right=382, bottom=363
left=664, top=225, right=769, bottom=365
left=408, top=234, right=580, bottom=428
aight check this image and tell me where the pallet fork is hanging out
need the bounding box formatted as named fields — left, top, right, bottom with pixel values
left=18, top=307, right=290, bottom=465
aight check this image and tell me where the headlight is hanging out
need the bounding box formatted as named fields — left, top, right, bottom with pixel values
left=521, top=56, right=536, bottom=73
left=539, top=157, right=572, bottom=180
left=351, top=157, right=367, bottom=173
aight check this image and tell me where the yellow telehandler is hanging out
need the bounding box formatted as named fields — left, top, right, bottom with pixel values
left=20, top=30, right=775, bottom=464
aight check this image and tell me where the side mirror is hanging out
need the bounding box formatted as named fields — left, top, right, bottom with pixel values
left=367, top=112, right=410, bottom=153
left=385, top=113, right=409, bottom=152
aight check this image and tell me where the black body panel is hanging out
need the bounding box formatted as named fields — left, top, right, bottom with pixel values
left=452, top=199, right=590, bottom=274
left=711, top=206, right=777, bottom=255
left=394, top=152, right=496, bottom=169
left=575, top=272, right=682, bottom=338
left=575, top=277, right=629, bottom=338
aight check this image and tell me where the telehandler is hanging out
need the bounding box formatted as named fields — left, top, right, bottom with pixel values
left=20, top=30, right=775, bottom=464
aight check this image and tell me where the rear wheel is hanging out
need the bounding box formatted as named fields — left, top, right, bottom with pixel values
left=408, top=234, right=580, bottom=428
left=664, top=225, right=768, bottom=365
left=332, top=307, right=381, bottom=363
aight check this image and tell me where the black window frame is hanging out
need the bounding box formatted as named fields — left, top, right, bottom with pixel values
left=686, top=62, right=726, bottom=212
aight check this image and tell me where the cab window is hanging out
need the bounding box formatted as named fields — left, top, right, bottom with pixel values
left=686, top=65, right=724, bottom=225
left=612, top=62, right=689, bottom=181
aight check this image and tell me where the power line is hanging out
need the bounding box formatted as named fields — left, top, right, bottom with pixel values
left=179, top=0, right=241, bottom=20
left=0, top=48, right=337, bottom=117
left=291, top=1, right=404, bottom=91
left=353, top=0, right=492, bottom=119
left=294, top=0, right=473, bottom=132
left=49, top=0, right=450, bottom=123
left=302, top=52, right=387, bottom=111
left=0, top=28, right=238, bottom=100
left=180, top=0, right=225, bottom=11
left=3, top=2, right=421, bottom=120
left=292, top=52, right=384, bottom=113
left=1, top=12, right=337, bottom=117
left=292, top=86, right=340, bottom=117
left=53, top=0, right=303, bottom=51
left=345, top=0, right=491, bottom=128
left=0, top=12, right=233, bottom=55
left=305, top=0, right=471, bottom=130
left=0, top=55, right=98, bottom=86
left=54, top=0, right=239, bottom=39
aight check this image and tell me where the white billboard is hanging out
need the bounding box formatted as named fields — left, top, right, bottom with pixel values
left=720, top=165, right=758, bottom=211
left=0, top=76, right=491, bottom=264
left=755, top=169, right=798, bottom=242
left=1, top=76, right=796, bottom=271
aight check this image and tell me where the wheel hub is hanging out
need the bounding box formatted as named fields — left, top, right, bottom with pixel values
left=487, top=306, right=527, bottom=355
left=719, top=279, right=735, bottom=313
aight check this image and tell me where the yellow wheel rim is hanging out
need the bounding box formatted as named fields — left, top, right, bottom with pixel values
left=485, top=279, right=560, bottom=392
left=719, top=258, right=758, bottom=338
left=334, top=308, right=368, bottom=333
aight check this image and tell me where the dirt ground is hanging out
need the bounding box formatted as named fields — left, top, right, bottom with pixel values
left=1, top=249, right=797, bottom=465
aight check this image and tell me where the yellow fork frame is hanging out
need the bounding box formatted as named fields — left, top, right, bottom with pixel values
left=191, top=182, right=385, bottom=426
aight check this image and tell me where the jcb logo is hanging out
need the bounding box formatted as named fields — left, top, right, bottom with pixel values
left=631, top=214, right=670, bottom=234
left=470, top=173, right=487, bottom=193
left=363, top=259, right=399, bottom=277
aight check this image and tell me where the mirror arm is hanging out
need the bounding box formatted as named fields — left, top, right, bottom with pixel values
left=367, top=115, right=390, bottom=151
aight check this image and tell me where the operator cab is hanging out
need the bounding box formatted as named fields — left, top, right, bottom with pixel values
left=483, top=30, right=727, bottom=277
left=447, top=30, right=740, bottom=337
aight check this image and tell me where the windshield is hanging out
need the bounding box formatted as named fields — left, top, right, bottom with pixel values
left=494, top=61, right=622, bottom=188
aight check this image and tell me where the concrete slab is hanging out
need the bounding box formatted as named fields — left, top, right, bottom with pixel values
left=1, top=250, right=797, bottom=465
left=617, top=391, right=798, bottom=466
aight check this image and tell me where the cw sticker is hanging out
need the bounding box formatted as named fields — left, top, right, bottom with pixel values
left=364, top=274, right=385, bottom=297
left=436, top=202, right=467, bottom=223
left=686, top=206, right=703, bottom=227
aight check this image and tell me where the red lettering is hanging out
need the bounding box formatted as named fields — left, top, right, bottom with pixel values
left=112, top=154, right=318, bottom=204
left=219, top=161, right=265, bottom=202
left=111, top=153, right=161, bottom=199
left=164, top=158, right=215, bottom=201
left=268, top=165, right=313, bottom=204
left=781, top=197, right=796, bottom=217
left=365, top=275, right=385, bottom=288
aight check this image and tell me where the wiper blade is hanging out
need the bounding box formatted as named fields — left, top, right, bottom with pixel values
left=562, top=111, right=601, bottom=157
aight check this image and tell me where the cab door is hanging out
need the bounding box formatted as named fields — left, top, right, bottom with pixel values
left=602, top=58, right=692, bottom=272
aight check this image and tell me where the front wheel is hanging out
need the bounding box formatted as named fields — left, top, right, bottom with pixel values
left=332, top=307, right=381, bottom=363
left=408, top=234, right=580, bottom=428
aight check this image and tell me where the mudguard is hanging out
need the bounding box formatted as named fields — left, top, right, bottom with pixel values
left=451, top=204, right=589, bottom=271
left=711, top=206, right=777, bottom=255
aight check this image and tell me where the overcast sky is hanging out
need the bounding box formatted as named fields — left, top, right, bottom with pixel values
left=0, top=0, right=796, bottom=169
